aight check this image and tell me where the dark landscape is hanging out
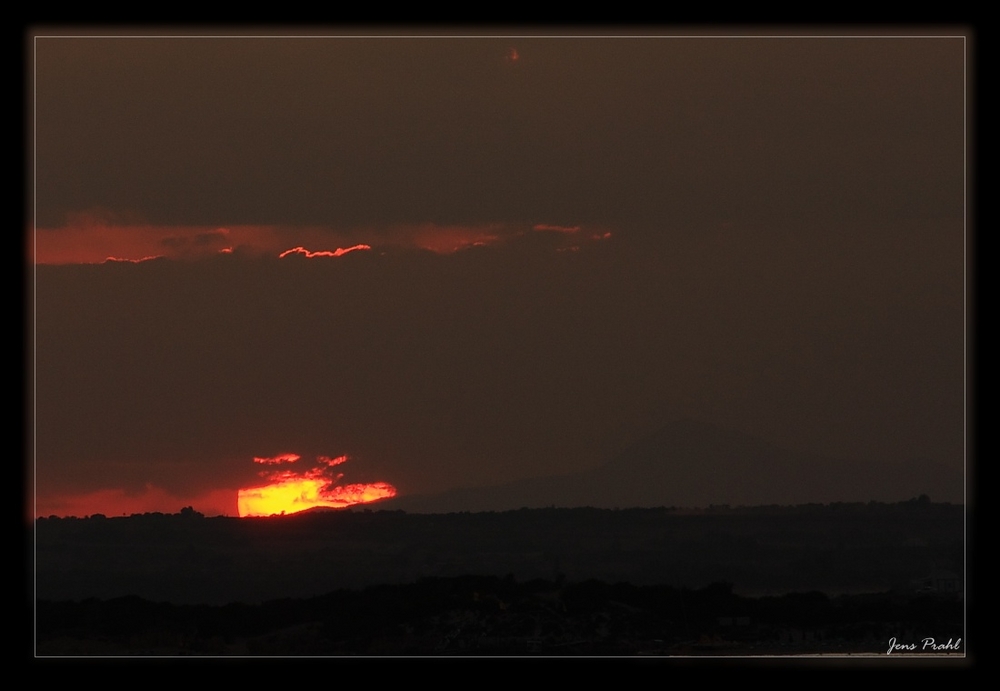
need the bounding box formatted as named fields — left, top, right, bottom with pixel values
left=36, top=574, right=964, bottom=656
left=35, top=499, right=964, bottom=656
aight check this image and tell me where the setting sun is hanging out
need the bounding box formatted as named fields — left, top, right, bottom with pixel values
left=237, top=453, right=396, bottom=517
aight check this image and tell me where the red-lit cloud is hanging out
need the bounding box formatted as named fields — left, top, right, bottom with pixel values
left=317, top=455, right=349, bottom=467
left=103, top=255, right=164, bottom=264
left=33, top=223, right=273, bottom=265
left=533, top=223, right=581, bottom=234
left=253, top=453, right=301, bottom=465
left=33, top=215, right=613, bottom=265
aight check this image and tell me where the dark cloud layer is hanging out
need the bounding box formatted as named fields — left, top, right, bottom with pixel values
left=34, top=36, right=963, bottom=229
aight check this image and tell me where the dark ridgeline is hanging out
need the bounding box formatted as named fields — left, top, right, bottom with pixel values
left=36, top=499, right=962, bottom=605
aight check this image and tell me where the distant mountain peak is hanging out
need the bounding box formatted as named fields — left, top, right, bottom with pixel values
left=606, top=418, right=774, bottom=468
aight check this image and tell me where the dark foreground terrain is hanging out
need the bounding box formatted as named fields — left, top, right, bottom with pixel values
left=33, top=500, right=965, bottom=656
left=37, top=575, right=963, bottom=656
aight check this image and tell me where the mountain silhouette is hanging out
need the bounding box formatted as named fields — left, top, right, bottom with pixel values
left=384, top=418, right=945, bottom=512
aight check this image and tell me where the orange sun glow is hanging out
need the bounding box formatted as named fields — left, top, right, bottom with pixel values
left=237, top=453, right=396, bottom=517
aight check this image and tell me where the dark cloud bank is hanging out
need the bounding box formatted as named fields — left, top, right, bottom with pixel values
left=35, top=222, right=963, bottom=512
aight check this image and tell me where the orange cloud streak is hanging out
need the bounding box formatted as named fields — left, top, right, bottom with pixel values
left=278, top=245, right=372, bottom=258
left=103, top=255, right=164, bottom=264
left=253, top=453, right=301, bottom=465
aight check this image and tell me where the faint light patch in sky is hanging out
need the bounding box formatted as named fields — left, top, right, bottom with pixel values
left=533, top=223, right=581, bottom=234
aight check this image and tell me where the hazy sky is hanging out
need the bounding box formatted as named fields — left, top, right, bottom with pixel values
left=31, top=30, right=967, bottom=516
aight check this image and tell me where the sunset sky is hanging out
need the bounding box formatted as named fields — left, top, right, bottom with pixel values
left=30, top=30, right=967, bottom=517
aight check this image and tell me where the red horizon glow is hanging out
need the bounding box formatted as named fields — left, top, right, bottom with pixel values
left=34, top=485, right=239, bottom=519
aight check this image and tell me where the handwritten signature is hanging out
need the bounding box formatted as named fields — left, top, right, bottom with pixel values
left=887, top=637, right=961, bottom=654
